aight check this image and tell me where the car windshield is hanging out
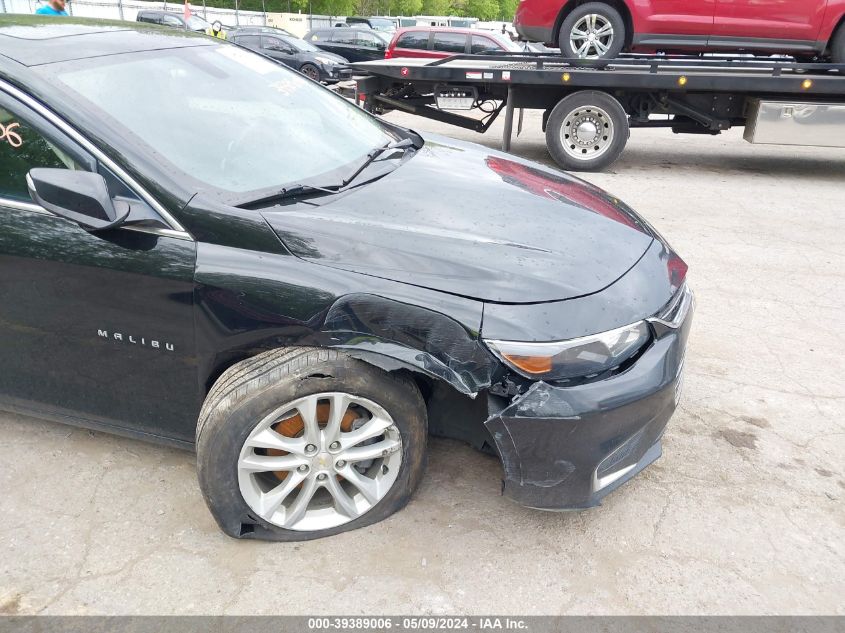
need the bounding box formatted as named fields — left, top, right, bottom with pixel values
left=41, top=45, right=393, bottom=198
left=187, top=15, right=211, bottom=30
left=287, top=37, right=319, bottom=52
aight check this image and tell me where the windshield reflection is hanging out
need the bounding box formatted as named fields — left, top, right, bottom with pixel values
left=43, top=45, right=392, bottom=199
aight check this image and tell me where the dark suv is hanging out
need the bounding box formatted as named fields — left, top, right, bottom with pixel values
left=1, top=17, right=692, bottom=542
left=136, top=10, right=210, bottom=33
left=344, top=16, right=397, bottom=33
left=304, top=27, right=390, bottom=62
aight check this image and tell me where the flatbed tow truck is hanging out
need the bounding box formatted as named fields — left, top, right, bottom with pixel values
left=350, top=53, right=845, bottom=171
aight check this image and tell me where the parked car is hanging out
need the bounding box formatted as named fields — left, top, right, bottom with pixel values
left=136, top=9, right=210, bottom=33
left=229, top=25, right=295, bottom=38
left=514, top=0, right=845, bottom=61
left=303, top=27, right=390, bottom=62
left=1, top=17, right=693, bottom=541
left=230, top=31, right=349, bottom=82
left=344, top=16, right=397, bottom=33
left=385, top=26, right=523, bottom=58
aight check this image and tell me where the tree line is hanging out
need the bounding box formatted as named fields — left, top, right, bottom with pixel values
left=202, top=0, right=519, bottom=23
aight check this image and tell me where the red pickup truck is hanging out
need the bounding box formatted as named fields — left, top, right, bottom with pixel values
left=514, top=0, right=845, bottom=62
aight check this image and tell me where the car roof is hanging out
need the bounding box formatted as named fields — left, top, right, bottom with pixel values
left=0, top=16, right=214, bottom=67
left=395, top=26, right=483, bottom=35
left=236, top=25, right=287, bottom=31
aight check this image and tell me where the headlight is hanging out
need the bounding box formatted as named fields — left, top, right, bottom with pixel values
left=486, top=321, right=651, bottom=381
left=314, top=56, right=336, bottom=65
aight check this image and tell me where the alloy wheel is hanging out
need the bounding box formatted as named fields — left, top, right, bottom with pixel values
left=569, top=14, right=615, bottom=59
left=237, top=392, right=402, bottom=532
left=301, top=64, right=320, bottom=81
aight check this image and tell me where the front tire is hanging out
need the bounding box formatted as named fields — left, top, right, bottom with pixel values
left=831, top=27, right=845, bottom=64
left=300, top=63, right=321, bottom=82
left=545, top=90, right=629, bottom=171
left=559, top=2, right=626, bottom=60
left=196, top=347, right=427, bottom=541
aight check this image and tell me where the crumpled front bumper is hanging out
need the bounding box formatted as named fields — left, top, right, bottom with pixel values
left=484, top=303, right=692, bottom=510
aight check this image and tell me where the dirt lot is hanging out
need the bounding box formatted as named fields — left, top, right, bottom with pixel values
left=1, top=111, right=843, bottom=616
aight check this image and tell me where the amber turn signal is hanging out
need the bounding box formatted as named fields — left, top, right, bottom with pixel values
left=499, top=354, right=554, bottom=375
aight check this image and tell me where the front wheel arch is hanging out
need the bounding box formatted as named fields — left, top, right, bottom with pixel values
left=829, top=16, right=845, bottom=63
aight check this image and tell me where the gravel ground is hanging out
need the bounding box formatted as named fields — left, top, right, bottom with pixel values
left=1, top=110, right=843, bottom=616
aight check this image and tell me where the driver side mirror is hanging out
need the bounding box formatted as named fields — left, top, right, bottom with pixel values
left=27, top=168, right=130, bottom=232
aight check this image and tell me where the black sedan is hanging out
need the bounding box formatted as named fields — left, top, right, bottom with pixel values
left=230, top=31, right=349, bottom=82
left=0, top=18, right=692, bottom=541
left=304, top=27, right=390, bottom=62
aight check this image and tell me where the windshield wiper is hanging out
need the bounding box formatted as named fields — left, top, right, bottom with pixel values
left=339, top=137, right=415, bottom=189
left=237, top=138, right=415, bottom=209
left=236, top=183, right=338, bottom=209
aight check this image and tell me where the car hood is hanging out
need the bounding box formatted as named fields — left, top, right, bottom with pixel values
left=262, top=135, right=654, bottom=304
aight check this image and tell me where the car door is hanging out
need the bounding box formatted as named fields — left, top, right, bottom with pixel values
left=0, top=89, right=200, bottom=444
left=261, top=35, right=298, bottom=69
left=633, top=1, right=716, bottom=46
left=354, top=30, right=388, bottom=60
left=711, top=0, right=828, bottom=45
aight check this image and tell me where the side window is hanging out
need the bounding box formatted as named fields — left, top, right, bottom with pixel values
left=263, top=36, right=288, bottom=51
left=0, top=107, right=81, bottom=202
left=161, top=14, right=182, bottom=28
left=355, top=31, right=383, bottom=48
left=236, top=34, right=261, bottom=48
left=396, top=31, right=429, bottom=49
left=432, top=32, right=467, bottom=53
left=471, top=35, right=501, bottom=54
left=332, top=30, right=358, bottom=44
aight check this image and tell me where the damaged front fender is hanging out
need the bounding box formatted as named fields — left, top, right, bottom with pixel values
left=194, top=244, right=500, bottom=431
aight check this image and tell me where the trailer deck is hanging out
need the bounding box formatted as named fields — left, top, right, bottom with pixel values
left=351, top=53, right=845, bottom=170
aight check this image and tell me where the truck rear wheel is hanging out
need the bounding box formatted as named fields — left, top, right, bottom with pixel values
left=545, top=90, right=629, bottom=171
